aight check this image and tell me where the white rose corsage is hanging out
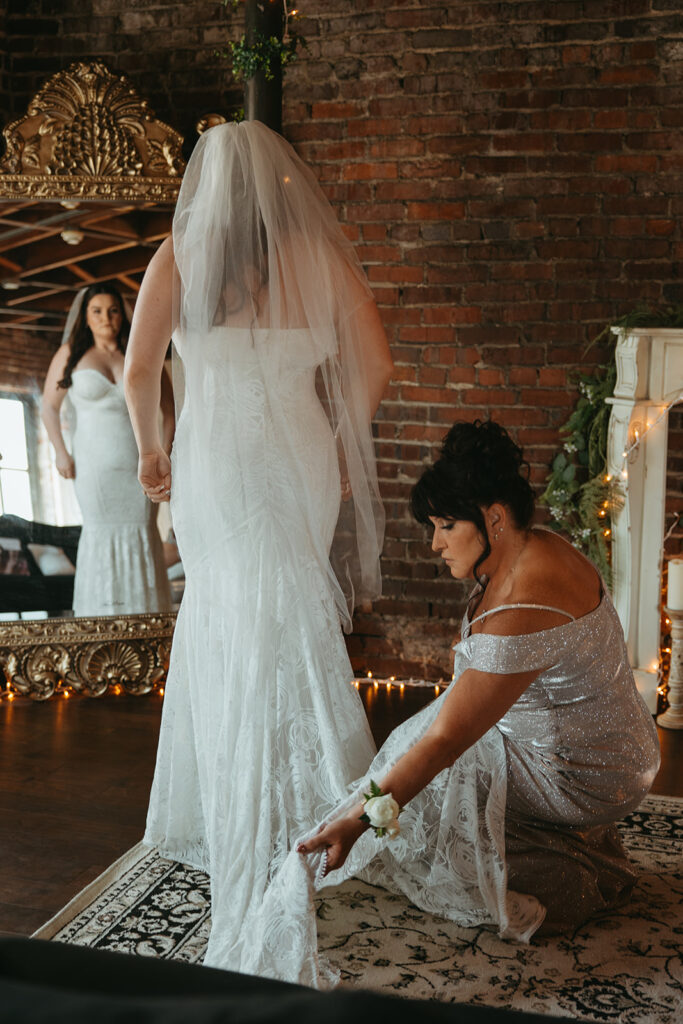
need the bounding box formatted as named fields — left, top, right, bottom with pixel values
left=359, top=780, right=402, bottom=839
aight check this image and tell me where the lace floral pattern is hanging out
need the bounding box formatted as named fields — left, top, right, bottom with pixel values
left=144, top=326, right=377, bottom=974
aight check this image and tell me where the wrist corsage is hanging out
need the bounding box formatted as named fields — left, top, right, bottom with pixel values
left=359, top=780, right=402, bottom=839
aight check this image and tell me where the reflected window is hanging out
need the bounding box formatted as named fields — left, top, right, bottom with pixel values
left=0, top=396, right=33, bottom=519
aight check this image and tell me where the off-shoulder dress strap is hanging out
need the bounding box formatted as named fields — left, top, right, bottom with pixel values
left=468, top=602, right=575, bottom=633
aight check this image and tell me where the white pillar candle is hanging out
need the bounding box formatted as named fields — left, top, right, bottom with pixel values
left=668, top=558, right=683, bottom=611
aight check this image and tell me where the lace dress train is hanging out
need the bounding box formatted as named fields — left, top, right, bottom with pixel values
left=143, top=326, right=377, bottom=970
left=239, top=587, right=660, bottom=986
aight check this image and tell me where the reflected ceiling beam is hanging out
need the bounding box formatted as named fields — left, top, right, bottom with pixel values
left=18, top=237, right=139, bottom=277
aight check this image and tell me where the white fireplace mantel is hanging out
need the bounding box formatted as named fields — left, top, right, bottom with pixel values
left=607, top=328, right=683, bottom=713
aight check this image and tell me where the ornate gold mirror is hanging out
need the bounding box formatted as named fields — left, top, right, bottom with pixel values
left=0, top=61, right=183, bottom=699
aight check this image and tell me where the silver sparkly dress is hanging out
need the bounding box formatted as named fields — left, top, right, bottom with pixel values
left=210, top=585, right=662, bottom=985
left=456, top=586, right=661, bottom=932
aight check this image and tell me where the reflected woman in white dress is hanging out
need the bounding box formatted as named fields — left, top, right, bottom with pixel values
left=42, top=284, right=172, bottom=616
left=123, top=121, right=394, bottom=972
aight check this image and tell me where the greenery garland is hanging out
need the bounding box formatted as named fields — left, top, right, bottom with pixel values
left=219, top=1, right=306, bottom=84
left=540, top=306, right=683, bottom=586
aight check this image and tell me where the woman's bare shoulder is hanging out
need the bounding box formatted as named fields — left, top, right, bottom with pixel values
left=516, top=528, right=601, bottom=617
left=475, top=530, right=601, bottom=637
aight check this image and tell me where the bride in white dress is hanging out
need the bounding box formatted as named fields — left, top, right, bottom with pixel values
left=123, top=121, right=394, bottom=971
left=41, top=284, right=172, bottom=616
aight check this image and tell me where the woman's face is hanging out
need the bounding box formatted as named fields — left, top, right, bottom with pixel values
left=429, top=515, right=487, bottom=580
left=85, top=293, right=122, bottom=342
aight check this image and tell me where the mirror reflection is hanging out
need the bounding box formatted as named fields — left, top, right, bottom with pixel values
left=0, top=58, right=187, bottom=626
left=0, top=280, right=182, bottom=621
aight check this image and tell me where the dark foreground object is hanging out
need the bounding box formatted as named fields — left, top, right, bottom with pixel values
left=0, top=938, right=572, bottom=1024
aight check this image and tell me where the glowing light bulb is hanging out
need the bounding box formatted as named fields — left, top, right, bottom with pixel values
left=159, top=687, right=165, bottom=696
left=434, top=685, right=440, bottom=696
left=367, top=671, right=372, bottom=678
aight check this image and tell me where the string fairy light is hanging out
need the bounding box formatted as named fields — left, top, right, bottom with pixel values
left=351, top=676, right=447, bottom=700
left=617, top=392, right=683, bottom=481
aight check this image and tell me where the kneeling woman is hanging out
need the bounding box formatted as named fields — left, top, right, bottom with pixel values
left=246, top=420, right=660, bottom=984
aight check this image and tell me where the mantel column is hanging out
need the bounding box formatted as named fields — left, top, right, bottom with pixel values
left=607, top=330, right=670, bottom=713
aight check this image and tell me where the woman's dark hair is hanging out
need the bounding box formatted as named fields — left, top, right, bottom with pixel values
left=214, top=156, right=269, bottom=324
left=411, top=419, right=535, bottom=584
left=57, top=284, right=130, bottom=389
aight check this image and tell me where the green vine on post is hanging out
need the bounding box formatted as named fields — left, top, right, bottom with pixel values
left=228, top=31, right=305, bottom=82
left=540, top=305, right=683, bottom=587
left=219, top=1, right=306, bottom=84
left=540, top=362, right=621, bottom=585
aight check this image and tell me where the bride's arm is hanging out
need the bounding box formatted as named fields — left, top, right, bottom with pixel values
left=340, top=264, right=393, bottom=419
left=299, top=660, right=541, bottom=872
left=350, top=295, right=394, bottom=419
left=124, top=237, right=176, bottom=499
left=124, top=236, right=175, bottom=452
left=41, top=347, right=75, bottom=479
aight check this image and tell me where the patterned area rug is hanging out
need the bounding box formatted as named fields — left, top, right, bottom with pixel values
left=34, top=795, right=683, bottom=1022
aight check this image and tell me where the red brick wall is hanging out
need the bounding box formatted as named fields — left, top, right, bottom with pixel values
left=280, top=0, right=683, bottom=676
left=0, top=328, right=53, bottom=394
left=2, top=1, right=682, bottom=677
left=1, top=0, right=242, bottom=153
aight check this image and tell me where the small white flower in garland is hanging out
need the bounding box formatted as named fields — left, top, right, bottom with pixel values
left=360, top=780, right=402, bottom=839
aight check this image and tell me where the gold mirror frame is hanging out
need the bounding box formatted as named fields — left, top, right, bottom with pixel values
left=0, top=613, right=175, bottom=700
left=0, top=61, right=185, bottom=698
left=0, top=59, right=184, bottom=201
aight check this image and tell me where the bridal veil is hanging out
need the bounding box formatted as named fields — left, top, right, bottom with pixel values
left=171, top=120, right=385, bottom=626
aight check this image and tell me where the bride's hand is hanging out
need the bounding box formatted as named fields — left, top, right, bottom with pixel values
left=56, top=452, right=75, bottom=479
left=337, top=443, right=352, bottom=502
left=138, top=449, right=172, bottom=502
left=297, top=811, right=366, bottom=875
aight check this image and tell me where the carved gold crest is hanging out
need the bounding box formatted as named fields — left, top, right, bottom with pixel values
left=0, top=60, right=185, bottom=201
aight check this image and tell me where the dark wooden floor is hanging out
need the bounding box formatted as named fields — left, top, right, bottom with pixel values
left=1, top=687, right=681, bottom=939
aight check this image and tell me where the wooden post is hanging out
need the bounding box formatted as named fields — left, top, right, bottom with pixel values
left=244, top=0, right=284, bottom=135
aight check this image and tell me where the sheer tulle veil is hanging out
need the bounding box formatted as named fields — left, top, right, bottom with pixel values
left=171, top=120, right=385, bottom=627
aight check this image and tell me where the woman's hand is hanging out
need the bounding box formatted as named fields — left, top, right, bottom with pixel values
left=297, top=809, right=366, bottom=875
left=55, top=452, right=75, bottom=479
left=337, top=440, right=352, bottom=502
left=138, top=448, right=172, bottom=502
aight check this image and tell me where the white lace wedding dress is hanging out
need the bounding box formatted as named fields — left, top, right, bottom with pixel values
left=143, top=325, right=377, bottom=971
left=69, top=368, right=171, bottom=617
